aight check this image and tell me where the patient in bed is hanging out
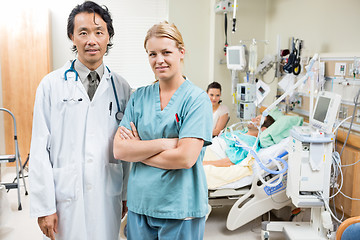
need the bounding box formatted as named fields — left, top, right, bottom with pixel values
left=203, top=115, right=275, bottom=167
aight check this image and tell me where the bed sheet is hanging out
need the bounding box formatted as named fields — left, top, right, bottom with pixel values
left=204, top=137, right=290, bottom=190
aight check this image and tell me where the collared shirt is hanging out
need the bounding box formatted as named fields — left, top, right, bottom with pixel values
left=74, top=59, right=105, bottom=92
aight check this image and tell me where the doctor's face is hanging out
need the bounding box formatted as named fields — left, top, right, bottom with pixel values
left=71, top=12, right=109, bottom=70
left=146, top=37, right=184, bottom=82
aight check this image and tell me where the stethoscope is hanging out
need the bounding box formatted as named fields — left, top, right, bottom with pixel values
left=64, top=59, right=123, bottom=122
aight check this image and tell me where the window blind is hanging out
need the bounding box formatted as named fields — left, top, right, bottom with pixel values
left=103, top=0, right=169, bottom=89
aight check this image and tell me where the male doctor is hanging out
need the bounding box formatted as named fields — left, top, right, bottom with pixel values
left=29, top=2, right=131, bottom=240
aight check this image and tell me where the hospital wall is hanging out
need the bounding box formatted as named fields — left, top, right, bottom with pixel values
left=170, top=0, right=267, bottom=123
left=168, top=0, right=212, bottom=91
left=2, top=0, right=360, bottom=152
left=211, top=0, right=267, bottom=124
left=210, top=0, right=360, bottom=125
left=262, top=0, right=360, bottom=109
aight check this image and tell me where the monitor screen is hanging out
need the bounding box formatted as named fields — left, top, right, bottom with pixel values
left=313, top=96, right=331, bottom=123
left=228, top=49, right=240, bottom=65
left=226, top=46, right=245, bottom=71
left=258, top=86, right=265, bottom=95
left=310, top=91, right=341, bottom=133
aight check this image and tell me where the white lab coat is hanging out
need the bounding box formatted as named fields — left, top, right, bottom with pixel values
left=29, top=61, right=132, bottom=240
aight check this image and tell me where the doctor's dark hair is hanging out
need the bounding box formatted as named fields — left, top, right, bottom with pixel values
left=67, top=1, right=114, bottom=53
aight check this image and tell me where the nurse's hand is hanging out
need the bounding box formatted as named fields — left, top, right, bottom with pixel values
left=118, top=122, right=140, bottom=140
left=38, top=212, right=58, bottom=240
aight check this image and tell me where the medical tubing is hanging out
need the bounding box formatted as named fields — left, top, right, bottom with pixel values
left=319, top=192, right=343, bottom=224
left=251, top=115, right=265, bottom=151
left=257, top=158, right=284, bottom=188
left=324, top=152, right=343, bottom=200
left=239, top=143, right=288, bottom=175
left=223, top=124, right=288, bottom=176
left=340, top=87, right=360, bottom=156
left=332, top=115, right=353, bottom=134
left=341, top=158, right=360, bottom=167
left=277, top=151, right=288, bottom=159
left=330, top=153, right=341, bottom=219
left=338, top=188, right=360, bottom=201
left=250, top=149, right=288, bottom=175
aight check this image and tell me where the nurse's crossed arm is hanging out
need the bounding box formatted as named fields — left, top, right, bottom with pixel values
left=142, top=137, right=204, bottom=170
left=114, top=122, right=203, bottom=170
left=114, top=123, right=178, bottom=163
left=117, top=122, right=140, bottom=140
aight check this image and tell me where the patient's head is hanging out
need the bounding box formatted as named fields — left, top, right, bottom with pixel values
left=247, top=115, right=275, bottom=136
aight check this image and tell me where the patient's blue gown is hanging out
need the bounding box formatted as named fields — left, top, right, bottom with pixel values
left=221, top=129, right=260, bottom=165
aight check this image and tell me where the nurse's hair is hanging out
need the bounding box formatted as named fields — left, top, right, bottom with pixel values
left=67, top=1, right=114, bottom=54
left=144, top=21, right=185, bottom=54
left=206, top=82, right=222, bottom=93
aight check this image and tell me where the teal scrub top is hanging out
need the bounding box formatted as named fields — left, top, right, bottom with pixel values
left=120, top=79, right=213, bottom=219
left=221, top=129, right=260, bottom=165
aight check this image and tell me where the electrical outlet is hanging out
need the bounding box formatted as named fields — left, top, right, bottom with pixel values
left=335, top=63, right=347, bottom=76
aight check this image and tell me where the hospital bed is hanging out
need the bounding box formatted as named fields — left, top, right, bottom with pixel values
left=204, top=114, right=303, bottom=231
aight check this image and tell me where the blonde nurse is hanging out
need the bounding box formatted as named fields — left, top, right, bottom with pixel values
left=113, top=21, right=212, bottom=240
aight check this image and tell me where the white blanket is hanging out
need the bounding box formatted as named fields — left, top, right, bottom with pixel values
left=204, top=137, right=290, bottom=189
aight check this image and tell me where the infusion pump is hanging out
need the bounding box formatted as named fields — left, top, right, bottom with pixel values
left=237, top=83, right=256, bottom=102
left=286, top=126, right=334, bottom=207
left=236, top=83, right=256, bottom=120
left=237, top=102, right=256, bottom=119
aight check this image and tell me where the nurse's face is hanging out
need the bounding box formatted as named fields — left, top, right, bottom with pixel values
left=71, top=12, right=109, bottom=70
left=146, top=37, right=184, bottom=82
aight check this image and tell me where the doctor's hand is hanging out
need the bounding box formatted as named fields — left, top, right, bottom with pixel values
left=38, top=212, right=58, bottom=240
left=118, top=122, right=140, bottom=140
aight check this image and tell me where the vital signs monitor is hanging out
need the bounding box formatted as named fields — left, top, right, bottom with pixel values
left=310, top=91, right=341, bottom=133
left=226, top=45, right=246, bottom=71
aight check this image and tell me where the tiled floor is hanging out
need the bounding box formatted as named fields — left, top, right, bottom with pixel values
left=0, top=167, right=42, bottom=240
left=0, top=166, right=286, bottom=240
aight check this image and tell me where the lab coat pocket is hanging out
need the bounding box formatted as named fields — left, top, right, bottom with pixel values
left=52, top=164, right=79, bottom=203
left=106, top=163, right=123, bottom=196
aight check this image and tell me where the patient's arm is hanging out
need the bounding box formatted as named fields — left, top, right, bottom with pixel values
left=203, top=157, right=235, bottom=167
left=113, top=123, right=178, bottom=162
left=142, top=138, right=204, bottom=170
